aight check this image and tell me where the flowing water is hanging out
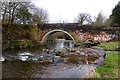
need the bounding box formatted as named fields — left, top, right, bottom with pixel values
left=2, top=40, right=96, bottom=78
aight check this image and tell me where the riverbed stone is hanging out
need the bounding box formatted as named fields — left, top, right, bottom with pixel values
left=75, top=50, right=81, bottom=54
left=69, top=48, right=76, bottom=52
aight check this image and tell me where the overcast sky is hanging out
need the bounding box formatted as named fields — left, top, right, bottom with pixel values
left=33, top=0, right=119, bottom=23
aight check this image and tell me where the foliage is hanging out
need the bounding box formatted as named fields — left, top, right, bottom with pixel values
left=75, top=13, right=92, bottom=25
left=93, top=12, right=105, bottom=27
left=110, top=1, right=120, bottom=26
left=103, top=18, right=113, bottom=27
left=97, top=42, right=119, bottom=51
left=2, top=40, right=41, bottom=50
left=1, top=2, right=34, bottom=41
left=96, top=51, right=119, bottom=78
left=1, top=2, right=32, bottom=25
left=2, top=24, right=30, bottom=40
left=16, top=7, right=32, bottom=24
left=29, top=27, right=39, bottom=33
left=1, top=1, right=48, bottom=25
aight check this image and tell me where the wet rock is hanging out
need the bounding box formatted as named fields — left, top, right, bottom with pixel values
left=84, top=39, right=97, bottom=47
left=87, top=53, right=94, bottom=57
left=83, top=47, right=106, bottom=64
left=69, top=48, right=76, bottom=52
left=17, top=52, right=36, bottom=61
left=86, top=56, right=99, bottom=64
left=103, top=53, right=106, bottom=59
left=74, top=43, right=81, bottom=47
left=95, top=57, right=105, bottom=67
left=52, top=56, right=64, bottom=64
left=38, top=57, right=44, bottom=61
left=29, top=55, right=41, bottom=61
left=54, top=49, right=58, bottom=53
left=75, top=50, right=81, bottom=54
left=84, top=51, right=100, bottom=63
left=18, top=55, right=29, bottom=61
left=42, top=49, right=49, bottom=52
left=80, top=52, right=85, bottom=56
left=56, top=52, right=61, bottom=56
left=79, top=57, right=88, bottom=64
left=91, top=47, right=106, bottom=58
left=64, top=48, right=71, bottom=52
left=18, top=52, right=32, bottom=56
left=55, top=49, right=65, bottom=57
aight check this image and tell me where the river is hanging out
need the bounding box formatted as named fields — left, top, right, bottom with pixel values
left=2, top=39, right=97, bottom=78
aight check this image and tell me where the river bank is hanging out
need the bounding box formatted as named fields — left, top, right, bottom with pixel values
left=2, top=40, right=43, bottom=50
left=95, top=51, right=119, bottom=78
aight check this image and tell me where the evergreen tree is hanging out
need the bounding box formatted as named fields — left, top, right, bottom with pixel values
left=16, top=7, right=32, bottom=24
left=110, top=1, right=120, bottom=26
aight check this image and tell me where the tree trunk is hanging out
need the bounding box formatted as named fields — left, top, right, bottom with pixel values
left=2, top=7, right=7, bottom=24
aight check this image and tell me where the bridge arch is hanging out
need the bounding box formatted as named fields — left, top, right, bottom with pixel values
left=41, top=29, right=75, bottom=44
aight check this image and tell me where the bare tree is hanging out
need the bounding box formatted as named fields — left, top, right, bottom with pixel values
left=1, top=1, right=32, bottom=41
left=32, top=7, right=49, bottom=24
left=1, top=1, right=32, bottom=25
left=1, top=2, right=8, bottom=24
left=75, top=13, right=92, bottom=25
left=1, top=2, right=21, bottom=26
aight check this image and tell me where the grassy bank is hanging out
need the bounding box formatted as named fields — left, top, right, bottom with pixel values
left=95, top=51, right=119, bottom=78
left=97, top=41, right=119, bottom=51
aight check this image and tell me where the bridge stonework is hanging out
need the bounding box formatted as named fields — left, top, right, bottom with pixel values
left=40, top=29, right=78, bottom=43
left=29, top=23, right=119, bottom=42
left=38, top=29, right=118, bottom=43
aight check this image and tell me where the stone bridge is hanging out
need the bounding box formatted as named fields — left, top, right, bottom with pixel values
left=29, top=23, right=119, bottom=43
left=40, top=29, right=79, bottom=44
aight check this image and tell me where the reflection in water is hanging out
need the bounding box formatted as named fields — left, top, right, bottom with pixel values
left=2, top=61, right=50, bottom=78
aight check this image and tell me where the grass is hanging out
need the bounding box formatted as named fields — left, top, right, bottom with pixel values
left=95, top=51, right=119, bottom=78
left=97, top=41, right=119, bottom=51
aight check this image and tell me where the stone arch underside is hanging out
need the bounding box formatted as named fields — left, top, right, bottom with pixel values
left=41, top=29, right=75, bottom=44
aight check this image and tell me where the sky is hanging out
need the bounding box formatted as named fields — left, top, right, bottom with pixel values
left=32, top=0, right=119, bottom=23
